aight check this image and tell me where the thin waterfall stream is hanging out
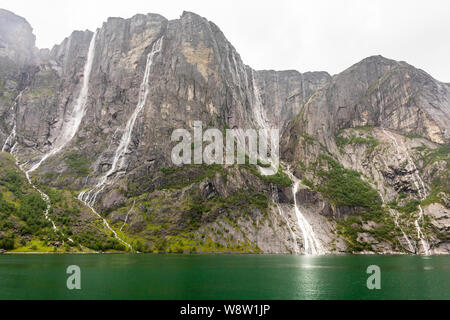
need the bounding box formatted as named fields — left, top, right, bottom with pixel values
left=78, top=37, right=164, bottom=252
left=250, top=71, right=325, bottom=255
left=378, top=88, right=430, bottom=255
left=3, top=33, right=98, bottom=245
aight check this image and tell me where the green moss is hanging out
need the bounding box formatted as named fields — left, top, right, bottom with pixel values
left=392, top=200, right=421, bottom=214
left=243, top=164, right=292, bottom=188
left=425, top=145, right=450, bottom=166
left=70, top=229, right=126, bottom=252
left=301, top=178, right=314, bottom=189
left=28, top=88, right=55, bottom=97
left=421, top=177, right=450, bottom=207
left=336, top=133, right=379, bottom=150
left=64, top=152, right=91, bottom=176
left=301, top=134, right=317, bottom=144
left=315, top=155, right=382, bottom=213
left=258, top=169, right=292, bottom=187
left=336, top=213, right=399, bottom=253
left=156, top=164, right=226, bottom=191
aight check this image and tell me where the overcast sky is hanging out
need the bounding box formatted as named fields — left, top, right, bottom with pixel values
left=2, top=0, right=450, bottom=81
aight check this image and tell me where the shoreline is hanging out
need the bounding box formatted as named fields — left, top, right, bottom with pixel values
left=2, top=251, right=442, bottom=256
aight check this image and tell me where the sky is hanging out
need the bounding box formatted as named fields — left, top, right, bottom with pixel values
left=2, top=0, right=450, bottom=82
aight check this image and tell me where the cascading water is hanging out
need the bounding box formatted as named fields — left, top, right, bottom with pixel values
left=378, top=180, right=415, bottom=253
left=23, top=165, right=57, bottom=231
left=250, top=71, right=324, bottom=255
left=288, top=171, right=325, bottom=255
left=383, top=131, right=430, bottom=255
left=23, top=32, right=97, bottom=241
left=121, top=200, right=135, bottom=231
left=300, top=72, right=306, bottom=103
left=2, top=88, right=58, bottom=232
left=378, top=88, right=430, bottom=255
left=390, top=208, right=416, bottom=253
left=78, top=37, right=164, bottom=251
left=3, top=33, right=98, bottom=244
left=2, top=124, right=16, bottom=153
left=2, top=89, right=26, bottom=153
left=276, top=204, right=300, bottom=254
left=27, top=32, right=98, bottom=173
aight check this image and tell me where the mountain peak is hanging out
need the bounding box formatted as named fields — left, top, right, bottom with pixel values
left=0, top=8, right=36, bottom=65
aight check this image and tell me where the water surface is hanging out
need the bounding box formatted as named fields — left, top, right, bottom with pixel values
left=0, top=254, right=448, bottom=300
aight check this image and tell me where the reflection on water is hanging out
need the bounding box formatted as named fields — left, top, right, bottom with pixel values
left=0, top=254, right=449, bottom=300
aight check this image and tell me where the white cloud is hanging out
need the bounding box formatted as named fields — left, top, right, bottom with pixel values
left=2, top=0, right=449, bottom=81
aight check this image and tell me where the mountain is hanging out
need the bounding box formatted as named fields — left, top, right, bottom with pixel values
left=0, top=9, right=448, bottom=254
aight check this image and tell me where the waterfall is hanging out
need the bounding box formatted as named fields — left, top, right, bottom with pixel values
left=249, top=73, right=324, bottom=254
left=78, top=37, right=164, bottom=251
left=300, top=72, right=306, bottom=103
left=23, top=167, right=57, bottom=231
left=78, top=190, right=133, bottom=251
left=276, top=204, right=300, bottom=254
left=121, top=200, right=135, bottom=231
left=8, top=152, right=58, bottom=233
left=2, top=89, right=61, bottom=236
left=2, top=89, right=26, bottom=152
left=378, top=168, right=415, bottom=253
left=27, top=32, right=97, bottom=174
left=382, top=130, right=430, bottom=255
left=2, top=124, right=16, bottom=153
left=251, top=70, right=269, bottom=130
left=2, top=33, right=98, bottom=246
left=288, top=171, right=325, bottom=255
left=389, top=208, right=416, bottom=253
left=378, top=86, right=430, bottom=255
left=6, top=32, right=98, bottom=247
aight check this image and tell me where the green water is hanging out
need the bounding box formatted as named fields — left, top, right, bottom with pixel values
left=0, top=254, right=448, bottom=300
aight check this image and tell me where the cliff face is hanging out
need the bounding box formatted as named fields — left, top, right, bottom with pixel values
left=288, top=56, right=450, bottom=147
left=0, top=9, right=448, bottom=254
left=282, top=55, right=450, bottom=254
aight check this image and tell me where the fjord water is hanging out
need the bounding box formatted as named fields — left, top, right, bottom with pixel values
left=0, top=255, right=448, bottom=300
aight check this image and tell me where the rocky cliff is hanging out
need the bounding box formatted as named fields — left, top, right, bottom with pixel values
left=0, top=9, right=448, bottom=254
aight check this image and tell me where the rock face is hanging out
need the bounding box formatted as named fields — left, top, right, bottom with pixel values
left=255, top=70, right=331, bottom=131
left=0, top=9, right=448, bottom=254
left=0, top=9, right=37, bottom=145
left=287, top=56, right=450, bottom=147
left=0, top=9, right=36, bottom=66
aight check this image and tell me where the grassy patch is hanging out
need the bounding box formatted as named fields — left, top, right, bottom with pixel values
left=64, top=152, right=91, bottom=176
left=336, top=133, right=379, bottom=151
left=314, top=155, right=382, bottom=212
left=389, top=199, right=421, bottom=214
left=157, top=164, right=226, bottom=191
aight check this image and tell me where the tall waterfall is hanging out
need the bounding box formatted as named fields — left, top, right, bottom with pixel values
left=1, top=124, right=16, bottom=153
left=383, top=130, right=430, bottom=255
left=2, top=90, right=59, bottom=233
left=3, top=33, right=97, bottom=245
left=78, top=37, right=164, bottom=251
left=2, top=89, right=26, bottom=152
left=378, top=87, right=430, bottom=255
left=250, top=70, right=324, bottom=255
left=28, top=32, right=97, bottom=173
left=288, top=171, right=325, bottom=255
